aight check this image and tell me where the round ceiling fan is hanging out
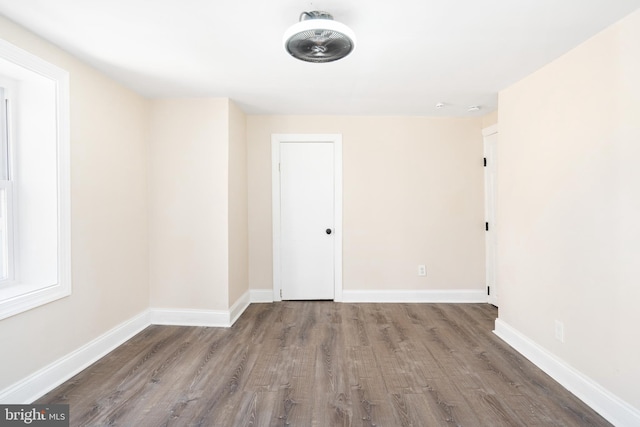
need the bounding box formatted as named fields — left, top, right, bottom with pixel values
left=283, top=11, right=356, bottom=63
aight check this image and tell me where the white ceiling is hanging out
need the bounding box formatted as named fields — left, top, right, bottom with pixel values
left=0, top=0, right=638, bottom=116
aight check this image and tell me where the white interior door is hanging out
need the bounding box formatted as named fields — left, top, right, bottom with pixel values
left=273, top=135, right=342, bottom=301
left=483, top=125, right=498, bottom=306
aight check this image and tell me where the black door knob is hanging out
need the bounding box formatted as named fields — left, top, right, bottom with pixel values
left=326, top=228, right=332, bottom=235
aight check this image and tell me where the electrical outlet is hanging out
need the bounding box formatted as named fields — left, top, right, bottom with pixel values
left=418, top=265, right=426, bottom=276
left=555, top=320, right=564, bottom=343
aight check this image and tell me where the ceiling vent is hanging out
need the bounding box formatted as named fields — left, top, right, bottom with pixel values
left=283, top=11, right=356, bottom=63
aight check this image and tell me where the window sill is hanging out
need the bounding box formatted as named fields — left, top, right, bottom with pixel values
left=0, top=281, right=71, bottom=320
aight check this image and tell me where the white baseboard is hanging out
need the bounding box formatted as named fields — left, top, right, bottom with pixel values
left=341, top=289, right=487, bottom=303
left=494, top=318, right=640, bottom=427
left=150, top=291, right=251, bottom=327
left=0, top=294, right=254, bottom=404
left=229, top=291, right=251, bottom=325
left=0, top=310, right=150, bottom=404
left=250, top=289, right=274, bottom=303
left=148, top=308, right=231, bottom=327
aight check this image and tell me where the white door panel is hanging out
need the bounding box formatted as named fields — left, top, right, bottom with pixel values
left=484, top=127, right=498, bottom=306
left=280, top=142, right=335, bottom=300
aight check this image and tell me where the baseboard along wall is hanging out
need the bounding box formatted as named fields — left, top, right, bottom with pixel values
left=494, top=318, right=640, bottom=427
left=0, top=290, right=254, bottom=404
left=1, top=288, right=486, bottom=402
left=341, top=289, right=487, bottom=303
left=0, top=311, right=151, bottom=404
left=4, top=290, right=638, bottom=427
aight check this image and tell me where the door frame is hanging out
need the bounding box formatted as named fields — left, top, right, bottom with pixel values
left=483, top=124, right=498, bottom=306
left=271, top=133, right=343, bottom=302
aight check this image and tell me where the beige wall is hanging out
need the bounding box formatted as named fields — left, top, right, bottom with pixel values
left=247, top=116, right=486, bottom=293
left=0, top=17, right=150, bottom=390
left=482, top=110, right=498, bottom=128
left=8, top=3, right=637, bottom=414
left=498, top=9, right=640, bottom=408
left=0, top=18, right=247, bottom=392
left=148, top=98, right=230, bottom=311
left=228, top=100, right=249, bottom=306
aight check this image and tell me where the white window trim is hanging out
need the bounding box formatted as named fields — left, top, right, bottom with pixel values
left=0, top=38, right=71, bottom=320
left=0, top=83, right=18, bottom=285
left=0, top=180, right=16, bottom=282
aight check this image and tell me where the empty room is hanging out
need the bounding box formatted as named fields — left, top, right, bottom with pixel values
left=0, top=0, right=638, bottom=426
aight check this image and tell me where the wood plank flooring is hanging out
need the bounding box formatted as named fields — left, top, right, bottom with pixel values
left=38, top=302, right=611, bottom=426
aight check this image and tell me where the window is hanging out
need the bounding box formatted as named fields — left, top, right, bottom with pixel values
left=0, top=86, right=15, bottom=282
left=0, top=38, right=70, bottom=320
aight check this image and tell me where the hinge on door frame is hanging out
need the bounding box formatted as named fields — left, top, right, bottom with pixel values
left=487, top=286, right=490, bottom=296
left=485, top=222, right=489, bottom=231
left=483, top=157, right=487, bottom=167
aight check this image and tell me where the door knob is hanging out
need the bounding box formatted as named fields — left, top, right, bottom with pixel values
left=326, top=228, right=332, bottom=235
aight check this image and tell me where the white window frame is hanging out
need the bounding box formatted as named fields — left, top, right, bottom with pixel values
left=0, top=180, right=16, bottom=284
left=0, top=85, right=17, bottom=284
left=0, top=38, right=71, bottom=320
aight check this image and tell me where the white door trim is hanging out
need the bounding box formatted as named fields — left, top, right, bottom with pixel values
left=483, top=124, right=498, bottom=306
left=482, top=124, right=498, bottom=137
left=272, top=134, right=343, bottom=302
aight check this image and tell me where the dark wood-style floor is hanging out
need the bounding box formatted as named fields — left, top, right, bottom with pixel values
left=38, top=302, right=611, bottom=426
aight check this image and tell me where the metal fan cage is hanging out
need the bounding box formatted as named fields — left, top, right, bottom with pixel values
left=284, top=11, right=356, bottom=63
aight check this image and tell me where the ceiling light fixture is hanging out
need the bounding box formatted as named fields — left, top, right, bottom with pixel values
left=283, top=11, right=356, bottom=63
left=468, top=105, right=482, bottom=112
